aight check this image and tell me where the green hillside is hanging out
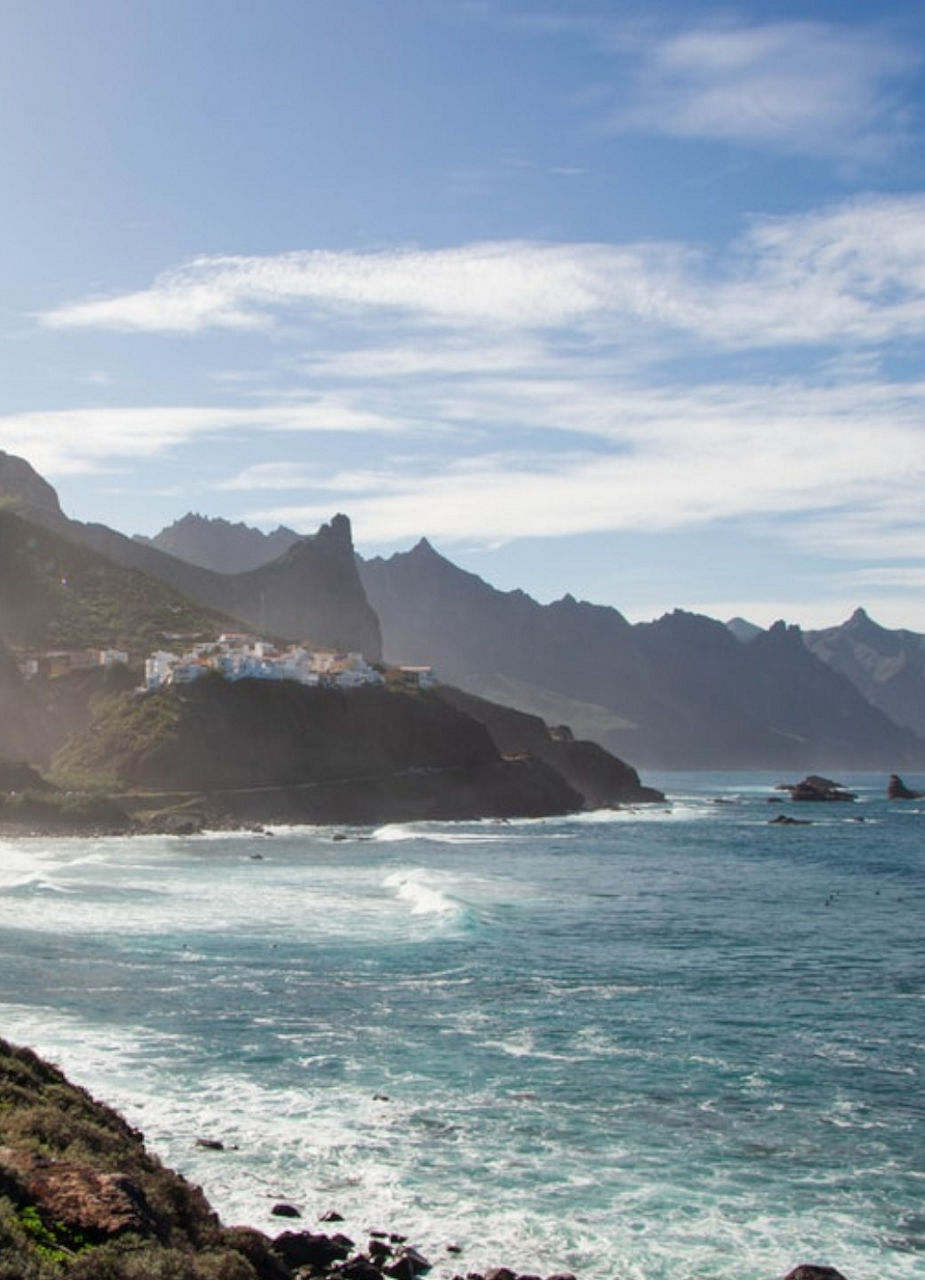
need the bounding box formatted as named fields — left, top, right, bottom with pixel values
left=0, top=508, right=234, bottom=656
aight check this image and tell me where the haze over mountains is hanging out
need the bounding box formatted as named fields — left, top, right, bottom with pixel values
left=2, top=451, right=924, bottom=772
left=0, top=454, right=380, bottom=659
left=137, top=513, right=301, bottom=574
left=360, top=541, right=923, bottom=769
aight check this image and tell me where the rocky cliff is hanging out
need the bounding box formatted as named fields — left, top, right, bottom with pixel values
left=434, top=686, right=664, bottom=806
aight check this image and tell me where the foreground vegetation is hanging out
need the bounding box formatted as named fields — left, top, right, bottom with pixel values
left=0, top=1038, right=287, bottom=1279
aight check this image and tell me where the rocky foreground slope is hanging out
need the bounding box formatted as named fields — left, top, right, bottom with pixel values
left=0, top=1038, right=850, bottom=1280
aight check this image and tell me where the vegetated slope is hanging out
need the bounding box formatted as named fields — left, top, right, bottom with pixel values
left=0, top=450, right=381, bottom=657
left=137, top=512, right=300, bottom=573
left=0, top=639, right=51, bottom=762
left=360, top=540, right=925, bottom=770
left=805, top=607, right=925, bottom=739
left=0, top=508, right=231, bottom=656
left=0, top=1036, right=291, bottom=1279
left=52, top=676, right=582, bottom=822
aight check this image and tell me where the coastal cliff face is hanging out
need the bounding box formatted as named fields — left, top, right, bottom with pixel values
left=433, top=686, right=664, bottom=806
left=51, top=678, right=583, bottom=824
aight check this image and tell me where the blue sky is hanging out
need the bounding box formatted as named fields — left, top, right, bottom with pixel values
left=3, top=0, right=925, bottom=629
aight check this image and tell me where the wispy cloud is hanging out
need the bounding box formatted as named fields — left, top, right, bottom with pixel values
left=602, top=17, right=917, bottom=161
left=456, top=10, right=918, bottom=161
left=39, top=195, right=925, bottom=349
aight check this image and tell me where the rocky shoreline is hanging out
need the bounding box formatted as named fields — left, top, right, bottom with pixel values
left=0, top=1038, right=851, bottom=1280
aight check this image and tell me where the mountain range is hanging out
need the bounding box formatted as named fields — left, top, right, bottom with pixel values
left=2, top=450, right=924, bottom=773
left=360, top=540, right=923, bottom=769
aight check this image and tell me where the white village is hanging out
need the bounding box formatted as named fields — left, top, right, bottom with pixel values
left=144, top=633, right=435, bottom=692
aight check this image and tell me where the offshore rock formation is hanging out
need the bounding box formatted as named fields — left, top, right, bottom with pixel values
left=781, top=776, right=857, bottom=802
left=887, top=772, right=924, bottom=799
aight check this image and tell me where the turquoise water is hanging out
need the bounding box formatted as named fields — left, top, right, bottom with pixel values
left=0, top=773, right=922, bottom=1280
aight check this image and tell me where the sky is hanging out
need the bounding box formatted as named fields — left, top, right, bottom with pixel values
left=2, top=0, right=925, bottom=630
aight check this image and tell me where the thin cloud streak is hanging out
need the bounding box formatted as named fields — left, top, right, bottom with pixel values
left=0, top=401, right=406, bottom=476
left=39, top=196, right=925, bottom=350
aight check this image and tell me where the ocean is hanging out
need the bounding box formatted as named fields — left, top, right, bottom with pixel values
left=0, top=772, right=922, bottom=1280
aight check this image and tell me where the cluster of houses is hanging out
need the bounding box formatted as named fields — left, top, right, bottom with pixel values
left=16, top=634, right=437, bottom=693
left=144, top=632, right=435, bottom=692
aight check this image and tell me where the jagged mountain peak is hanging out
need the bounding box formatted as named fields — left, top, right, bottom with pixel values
left=316, top=512, right=353, bottom=546
left=138, top=510, right=302, bottom=574
left=843, top=605, right=889, bottom=636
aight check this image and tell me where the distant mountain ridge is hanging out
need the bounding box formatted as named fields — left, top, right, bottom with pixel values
left=804, top=607, right=925, bottom=740
left=360, top=540, right=924, bottom=769
left=136, top=512, right=300, bottom=573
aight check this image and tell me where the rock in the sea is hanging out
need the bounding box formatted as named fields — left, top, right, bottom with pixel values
left=887, top=773, right=923, bottom=799
left=339, top=1257, right=388, bottom=1280
left=782, top=1266, right=848, bottom=1280
left=272, top=1201, right=303, bottom=1218
left=769, top=813, right=812, bottom=825
left=273, top=1229, right=353, bottom=1269
left=785, top=776, right=857, bottom=802
left=384, top=1245, right=432, bottom=1278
